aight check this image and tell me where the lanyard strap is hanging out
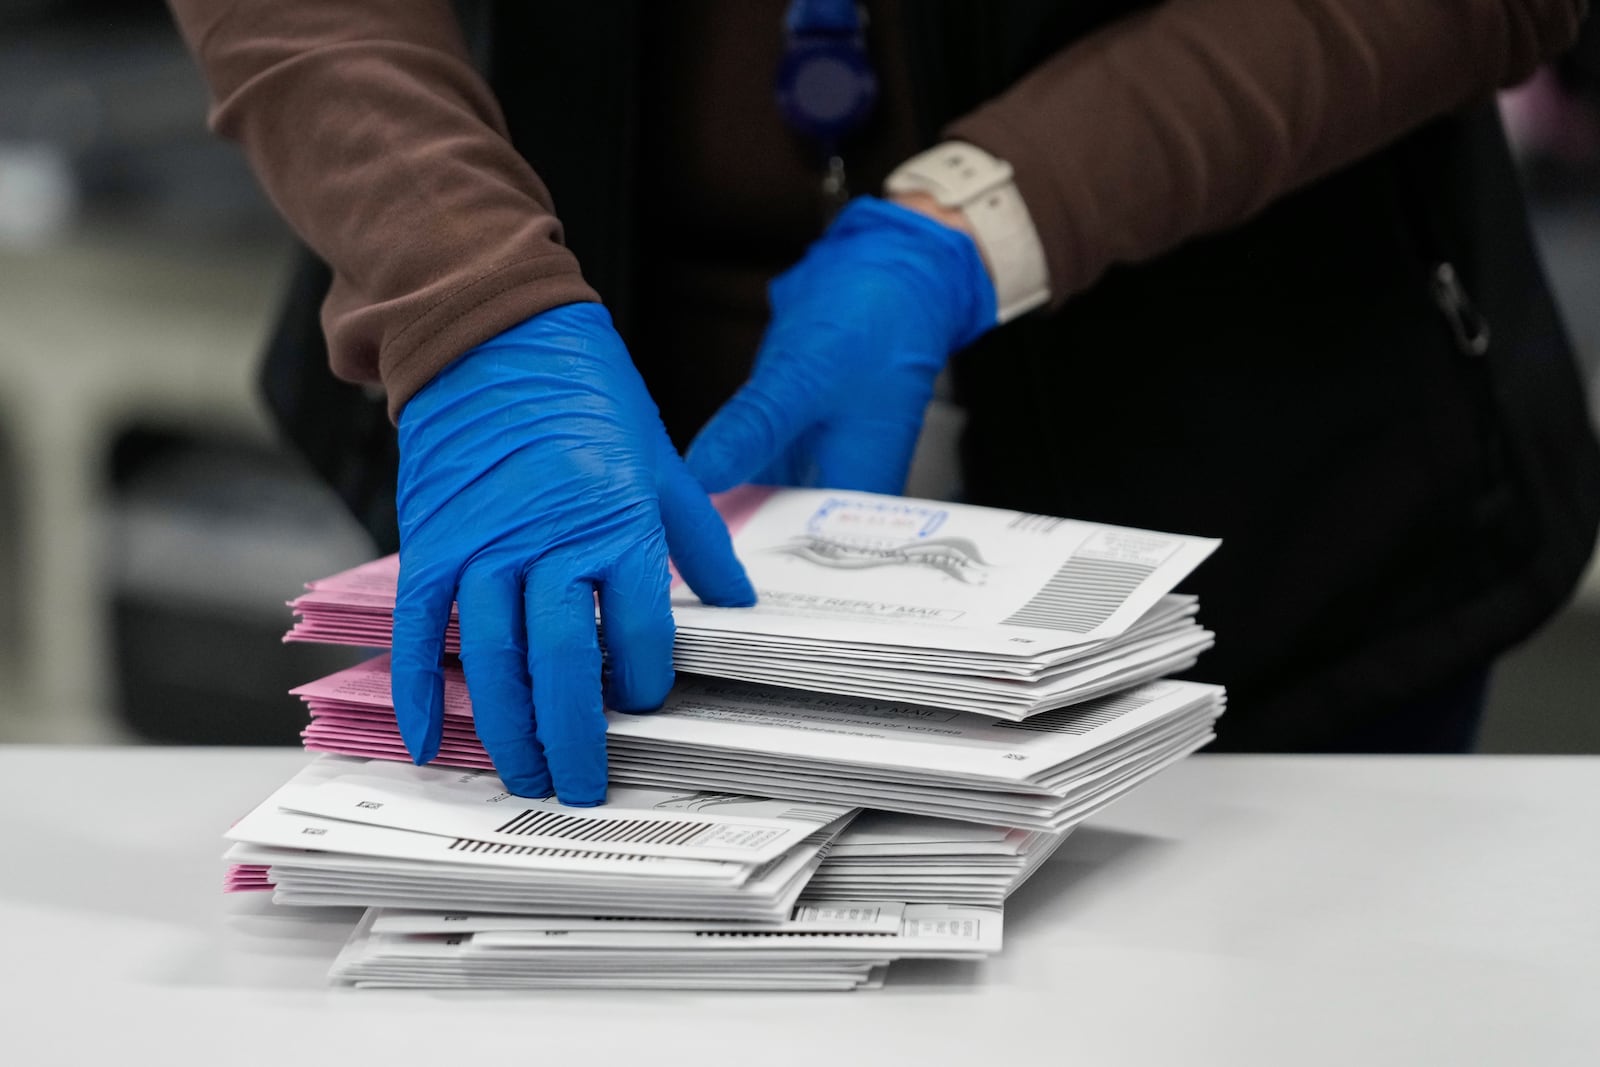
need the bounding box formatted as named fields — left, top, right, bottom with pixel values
left=777, top=0, right=879, bottom=213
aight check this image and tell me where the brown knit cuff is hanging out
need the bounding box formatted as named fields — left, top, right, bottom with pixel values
left=377, top=248, right=602, bottom=419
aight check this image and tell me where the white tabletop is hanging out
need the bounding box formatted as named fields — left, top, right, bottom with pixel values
left=1, top=748, right=1595, bottom=1067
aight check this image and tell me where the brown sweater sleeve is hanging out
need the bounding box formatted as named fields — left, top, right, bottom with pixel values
left=947, top=0, right=1587, bottom=304
left=166, top=0, right=600, bottom=416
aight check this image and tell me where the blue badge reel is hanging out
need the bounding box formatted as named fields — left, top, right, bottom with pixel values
left=775, top=0, right=879, bottom=153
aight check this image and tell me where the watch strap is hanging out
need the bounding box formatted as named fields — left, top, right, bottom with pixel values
left=886, top=142, right=1050, bottom=322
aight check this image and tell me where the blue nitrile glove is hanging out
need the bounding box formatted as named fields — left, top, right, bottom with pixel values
left=392, top=302, right=756, bottom=805
left=685, top=196, right=996, bottom=493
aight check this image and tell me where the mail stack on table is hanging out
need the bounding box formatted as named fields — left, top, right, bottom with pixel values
left=222, top=757, right=1009, bottom=989
left=802, top=812, right=1072, bottom=907
left=235, top=487, right=1224, bottom=990
left=286, top=487, right=1220, bottom=719
left=225, top=754, right=854, bottom=922
left=295, top=655, right=1224, bottom=832
left=233, top=739, right=1074, bottom=913
left=329, top=902, right=1001, bottom=992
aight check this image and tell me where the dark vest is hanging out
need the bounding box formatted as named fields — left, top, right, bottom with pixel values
left=261, top=0, right=1600, bottom=749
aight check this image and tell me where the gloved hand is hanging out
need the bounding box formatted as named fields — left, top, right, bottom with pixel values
left=392, top=302, right=756, bottom=805
left=685, top=196, right=996, bottom=493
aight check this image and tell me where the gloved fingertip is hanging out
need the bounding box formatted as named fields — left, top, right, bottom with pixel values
left=725, top=571, right=759, bottom=608
left=478, top=734, right=552, bottom=799
left=555, top=785, right=607, bottom=807
left=683, top=441, right=740, bottom=495
left=604, top=663, right=675, bottom=714
left=545, top=744, right=608, bottom=808
left=498, top=754, right=553, bottom=798
left=392, top=671, right=445, bottom=766
left=502, top=772, right=555, bottom=799
left=657, top=457, right=759, bottom=608
left=683, top=559, right=757, bottom=609
left=704, top=577, right=757, bottom=609
left=401, top=721, right=441, bottom=767
left=612, top=704, right=664, bottom=718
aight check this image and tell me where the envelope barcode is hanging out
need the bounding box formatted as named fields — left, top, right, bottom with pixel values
left=1002, top=556, right=1158, bottom=632
left=782, top=805, right=849, bottom=823
left=992, top=689, right=1151, bottom=734
left=493, top=810, right=715, bottom=847
left=446, top=837, right=654, bottom=863
left=1008, top=513, right=1067, bottom=534
left=695, top=931, right=883, bottom=940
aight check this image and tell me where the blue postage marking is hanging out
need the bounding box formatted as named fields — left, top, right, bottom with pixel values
left=806, top=496, right=950, bottom=543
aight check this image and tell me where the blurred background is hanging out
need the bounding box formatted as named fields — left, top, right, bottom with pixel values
left=0, top=0, right=1596, bottom=752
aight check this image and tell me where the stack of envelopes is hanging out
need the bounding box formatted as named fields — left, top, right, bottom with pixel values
left=803, top=812, right=1071, bottom=906
left=295, top=656, right=1223, bottom=831
left=230, top=804, right=1068, bottom=912
left=225, top=755, right=854, bottom=921
left=329, top=902, right=1001, bottom=991
left=285, top=487, right=1219, bottom=719
left=239, top=487, right=1226, bottom=990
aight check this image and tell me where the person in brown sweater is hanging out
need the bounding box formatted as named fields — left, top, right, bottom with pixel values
left=169, top=0, right=1600, bottom=799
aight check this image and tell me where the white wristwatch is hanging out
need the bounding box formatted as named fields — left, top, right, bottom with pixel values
left=885, top=141, right=1051, bottom=322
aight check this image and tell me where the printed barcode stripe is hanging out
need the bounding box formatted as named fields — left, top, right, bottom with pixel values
left=781, top=806, right=846, bottom=823
left=493, top=810, right=714, bottom=847
left=1002, top=556, right=1157, bottom=632
left=994, top=689, right=1153, bottom=734
left=1008, top=513, right=1067, bottom=534
left=694, top=931, right=885, bottom=940
left=446, top=837, right=652, bottom=862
